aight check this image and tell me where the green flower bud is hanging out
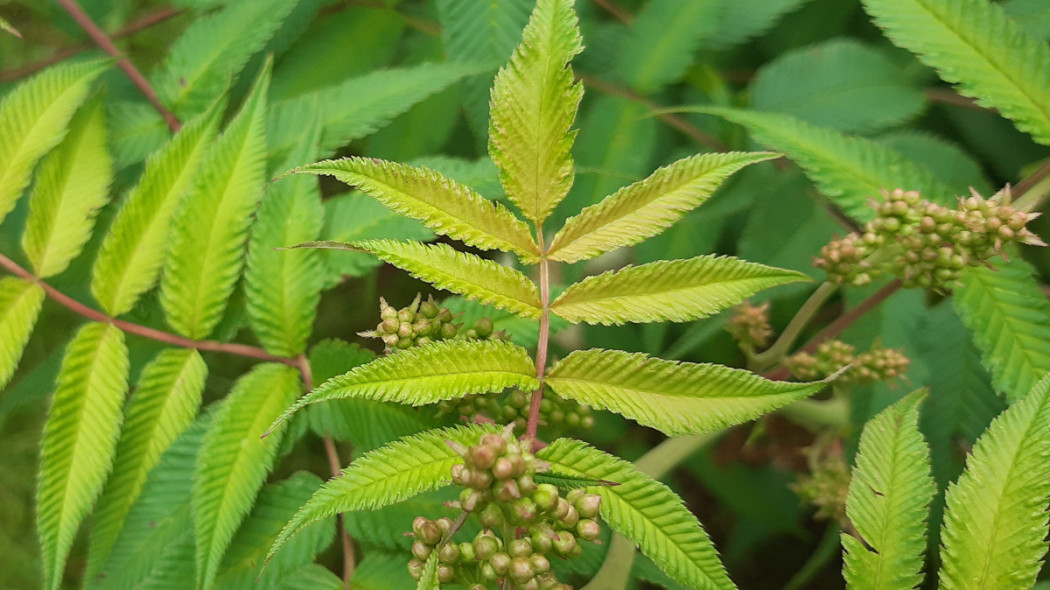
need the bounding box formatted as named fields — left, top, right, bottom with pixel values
left=437, top=563, right=455, bottom=583
left=577, top=518, right=601, bottom=541
left=530, top=553, right=551, bottom=574
left=411, top=541, right=432, bottom=560
left=474, top=317, right=495, bottom=337
left=533, top=484, right=559, bottom=512
left=438, top=542, right=461, bottom=564
left=575, top=493, right=601, bottom=518
left=479, top=562, right=497, bottom=581
left=420, top=300, right=440, bottom=319
left=509, top=538, right=533, bottom=558
left=440, top=322, right=458, bottom=339
left=490, top=552, right=511, bottom=575
left=510, top=556, right=535, bottom=583
left=459, top=541, right=476, bottom=563
left=408, top=558, right=425, bottom=580
left=474, top=533, right=500, bottom=560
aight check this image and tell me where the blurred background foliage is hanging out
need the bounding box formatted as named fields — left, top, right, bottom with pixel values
left=0, top=0, right=1048, bottom=588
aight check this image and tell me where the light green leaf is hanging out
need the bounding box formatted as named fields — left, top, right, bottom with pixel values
left=0, top=277, right=44, bottom=391
left=246, top=115, right=324, bottom=357
left=38, top=323, right=129, bottom=590
left=674, top=107, right=955, bottom=221
left=750, top=39, right=926, bottom=134
left=22, top=96, right=112, bottom=278
left=91, top=100, right=222, bottom=316
left=953, top=257, right=1050, bottom=401
left=289, top=157, right=539, bottom=261
left=90, top=416, right=208, bottom=590
left=301, top=239, right=541, bottom=318
left=0, top=15, right=21, bottom=38
left=842, top=390, right=934, bottom=590
left=265, top=424, right=499, bottom=566
left=269, top=61, right=489, bottom=162
left=617, top=0, right=720, bottom=94
left=214, top=473, right=333, bottom=590
left=86, top=349, right=207, bottom=581
left=939, top=374, right=1050, bottom=590
left=862, top=0, right=1050, bottom=145
left=548, top=151, right=777, bottom=263
left=538, top=438, right=736, bottom=590
left=0, top=59, right=108, bottom=227
left=160, top=62, right=269, bottom=339
left=550, top=255, right=809, bottom=325
left=488, top=0, right=583, bottom=223
left=194, top=363, right=301, bottom=590
left=546, top=349, right=825, bottom=435
left=416, top=553, right=440, bottom=590
left=270, top=339, right=537, bottom=434
left=153, top=0, right=295, bottom=118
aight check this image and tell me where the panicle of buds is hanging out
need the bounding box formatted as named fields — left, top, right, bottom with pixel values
left=785, top=340, right=909, bottom=386
left=359, top=294, right=511, bottom=354
left=726, top=302, right=773, bottom=349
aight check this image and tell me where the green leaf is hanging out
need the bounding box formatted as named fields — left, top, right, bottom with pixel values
left=38, top=322, right=129, bottom=590
left=214, top=473, right=333, bottom=589
left=348, top=552, right=419, bottom=590
left=862, top=0, right=1050, bottom=145
left=86, top=349, right=207, bottom=581
left=193, top=363, right=301, bottom=590
left=538, top=438, right=735, bottom=590
left=90, top=415, right=208, bottom=590
left=246, top=115, right=324, bottom=357
left=546, top=349, right=825, bottom=435
left=617, top=0, right=720, bottom=94
left=160, top=62, right=269, bottom=339
left=953, top=257, right=1050, bottom=401
left=0, top=277, right=44, bottom=391
left=343, top=489, right=459, bottom=552
left=488, top=0, right=583, bottom=224
left=674, top=107, right=955, bottom=222
left=0, top=15, right=21, bottom=38
left=705, top=0, right=812, bottom=49
left=301, top=239, right=541, bottom=318
left=416, top=554, right=440, bottom=590
left=939, top=374, right=1050, bottom=590
left=289, top=157, right=539, bottom=261
left=270, top=339, right=537, bottom=434
left=274, top=564, right=344, bottom=590
left=269, top=61, right=489, bottom=162
left=21, top=96, right=112, bottom=278
left=750, top=39, right=926, bottom=134
left=548, top=151, right=777, bottom=263
left=91, top=100, right=222, bottom=316
left=265, top=424, right=499, bottom=565
left=0, top=59, right=108, bottom=228
left=153, top=0, right=295, bottom=118
left=842, top=390, right=934, bottom=590
left=534, top=471, right=619, bottom=490
left=550, top=255, right=809, bottom=325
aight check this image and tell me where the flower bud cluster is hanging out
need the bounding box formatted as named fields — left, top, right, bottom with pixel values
left=785, top=340, right=909, bottom=385
left=407, top=429, right=602, bottom=589
left=791, top=451, right=850, bottom=523
left=499, top=390, right=595, bottom=433
left=726, top=302, right=773, bottom=349
left=814, top=187, right=1045, bottom=289
left=360, top=294, right=509, bottom=353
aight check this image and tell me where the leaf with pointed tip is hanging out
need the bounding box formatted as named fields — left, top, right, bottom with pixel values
left=0, top=277, right=44, bottom=391
left=299, top=239, right=541, bottom=318
left=246, top=114, right=324, bottom=357
left=92, top=100, right=222, bottom=316
left=546, top=349, right=825, bottom=435
left=550, top=255, right=808, bottom=325
left=0, top=15, right=21, bottom=38
left=538, top=438, right=735, bottom=590
left=160, top=62, right=270, bottom=339
left=548, top=152, right=777, bottom=263
left=488, top=0, right=583, bottom=223
left=269, top=339, right=536, bottom=434
left=416, top=553, right=440, bottom=590
left=265, top=424, right=499, bottom=566
left=862, top=0, right=1050, bottom=145
left=22, top=96, right=112, bottom=278
left=194, top=364, right=301, bottom=590
left=953, top=257, right=1050, bottom=402
left=617, top=0, right=720, bottom=94
left=38, top=323, right=129, bottom=590
left=939, top=374, right=1050, bottom=590
left=842, top=390, right=934, bottom=590
left=86, top=348, right=207, bottom=581
left=671, top=107, right=955, bottom=222
left=0, top=59, right=108, bottom=227
left=534, top=472, right=619, bottom=490
left=289, top=157, right=539, bottom=261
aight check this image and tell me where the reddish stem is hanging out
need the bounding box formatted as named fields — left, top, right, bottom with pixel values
left=54, top=0, right=180, bottom=132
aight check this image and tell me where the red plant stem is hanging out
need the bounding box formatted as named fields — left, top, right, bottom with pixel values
left=526, top=231, right=552, bottom=440
left=0, top=6, right=183, bottom=85
left=764, top=280, right=902, bottom=381
left=54, top=0, right=180, bottom=132
left=590, top=0, right=633, bottom=24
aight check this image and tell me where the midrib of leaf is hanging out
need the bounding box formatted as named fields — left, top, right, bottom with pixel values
left=870, top=410, right=917, bottom=589
left=910, top=0, right=1050, bottom=128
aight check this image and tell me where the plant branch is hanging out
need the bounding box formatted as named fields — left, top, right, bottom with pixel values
left=321, top=432, right=355, bottom=588
left=526, top=228, right=551, bottom=440
left=764, top=279, right=902, bottom=381
left=924, top=87, right=989, bottom=111
left=0, top=250, right=296, bottom=367
left=0, top=6, right=183, bottom=84
left=751, top=282, right=838, bottom=371
left=1013, top=158, right=1050, bottom=212
left=577, top=74, right=729, bottom=152
left=589, top=0, right=633, bottom=24
left=54, top=0, right=180, bottom=132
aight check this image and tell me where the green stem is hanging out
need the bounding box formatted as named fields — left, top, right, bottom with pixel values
left=751, top=282, right=838, bottom=372
left=1014, top=165, right=1050, bottom=212
left=526, top=227, right=551, bottom=440
left=781, top=523, right=842, bottom=590
left=778, top=397, right=851, bottom=431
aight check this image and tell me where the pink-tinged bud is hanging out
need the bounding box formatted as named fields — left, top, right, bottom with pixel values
left=408, top=558, right=425, bottom=580
left=412, top=516, right=429, bottom=536
left=417, top=519, right=442, bottom=545
left=560, top=505, right=580, bottom=528
left=552, top=531, right=577, bottom=556
left=437, top=564, right=455, bottom=583
left=469, top=444, right=498, bottom=470
left=438, top=543, right=461, bottom=563
left=490, top=552, right=511, bottom=575
left=493, top=457, right=515, bottom=480
left=553, top=498, right=571, bottom=520
left=474, top=533, right=500, bottom=560
left=411, top=541, right=432, bottom=560
left=531, top=527, right=554, bottom=553
left=509, top=454, right=527, bottom=477
left=450, top=464, right=468, bottom=485
left=436, top=517, right=453, bottom=534
left=479, top=503, right=504, bottom=529
left=495, top=479, right=522, bottom=502
left=575, top=493, right=602, bottom=518
left=460, top=488, right=483, bottom=512
left=530, top=553, right=551, bottom=573
left=509, top=538, right=533, bottom=558
left=577, top=519, right=601, bottom=541
left=510, top=557, right=535, bottom=583
left=513, top=497, right=539, bottom=523
left=471, top=470, right=493, bottom=489
left=517, top=473, right=537, bottom=496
